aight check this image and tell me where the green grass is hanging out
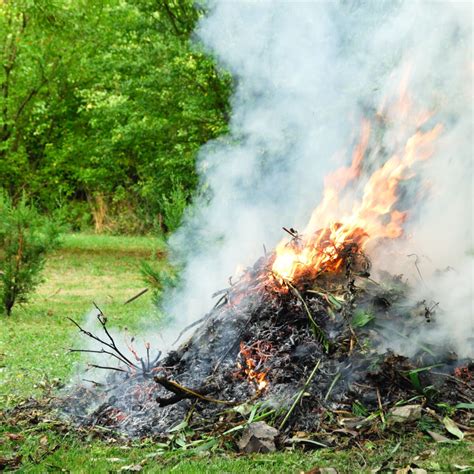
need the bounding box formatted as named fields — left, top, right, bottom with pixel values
left=0, top=233, right=472, bottom=472
left=0, top=233, right=165, bottom=406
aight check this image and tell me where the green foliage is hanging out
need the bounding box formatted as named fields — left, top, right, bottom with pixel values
left=0, top=0, right=231, bottom=233
left=161, top=182, right=190, bottom=232
left=351, top=309, right=375, bottom=328
left=0, top=193, right=61, bottom=315
left=141, top=258, right=179, bottom=305
left=352, top=400, right=369, bottom=417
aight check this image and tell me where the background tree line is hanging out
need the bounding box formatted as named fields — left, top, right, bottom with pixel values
left=0, top=0, right=231, bottom=234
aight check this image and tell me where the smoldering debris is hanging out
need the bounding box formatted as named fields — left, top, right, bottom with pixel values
left=42, top=233, right=473, bottom=448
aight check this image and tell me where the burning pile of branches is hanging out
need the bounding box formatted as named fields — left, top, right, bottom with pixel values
left=40, top=99, right=474, bottom=447
left=57, top=225, right=472, bottom=447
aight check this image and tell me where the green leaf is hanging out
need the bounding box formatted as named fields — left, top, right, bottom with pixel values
left=405, top=364, right=443, bottom=374
left=248, top=404, right=258, bottom=424
left=408, top=371, right=423, bottom=393
left=326, top=294, right=344, bottom=310
left=233, top=402, right=254, bottom=416
left=169, top=420, right=188, bottom=433
left=455, top=403, right=474, bottom=410
left=351, top=309, right=375, bottom=328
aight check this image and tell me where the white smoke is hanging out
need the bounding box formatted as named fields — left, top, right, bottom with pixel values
left=158, top=1, right=472, bottom=356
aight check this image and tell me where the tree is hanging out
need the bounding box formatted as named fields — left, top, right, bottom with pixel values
left=0, top=0, right=231, bottom=233
left=0, top=193, right=61, bottom=315
left=0, top=1, right=103, bottom=199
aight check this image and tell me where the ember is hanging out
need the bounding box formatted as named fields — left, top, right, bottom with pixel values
left=236, top=341, right=272, bottom=391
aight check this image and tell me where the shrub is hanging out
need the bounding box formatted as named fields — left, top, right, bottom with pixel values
left=141, top=259, right=179, bottom=306
left=161, top=183, right=190, bottom=233
left=0, top=193, right=61, bottom=316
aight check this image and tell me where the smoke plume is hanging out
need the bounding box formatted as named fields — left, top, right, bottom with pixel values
left=158, top=1, right=472, bottom=356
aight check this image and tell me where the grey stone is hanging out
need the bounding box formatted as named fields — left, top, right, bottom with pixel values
left=237, top=421, right=279, bottom=453
left=388, top=404, right=422, bottom=424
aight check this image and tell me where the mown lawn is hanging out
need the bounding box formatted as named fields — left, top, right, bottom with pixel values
left=0, top=233, right=472, bottom=472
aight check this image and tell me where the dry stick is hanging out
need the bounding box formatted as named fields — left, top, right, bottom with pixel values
left=279, top=359, right=321, bottom=430
left=286, top=280, right=330, bottom=353
left=93, top=303, right=139, bottom=369
left=69, top=348, right=131, bottom=368
left=154, top=377, right=236, bottom=405
left=67, top=317, right=135, bottom=368
left=88, top=364, right=128, bottom=373
left=282, top=226, right=300, bottom=240
left=67, top=315, right=139, bottom=370
left=123, top=288, right=149, bottom=305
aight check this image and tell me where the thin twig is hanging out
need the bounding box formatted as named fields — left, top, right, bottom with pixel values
left=430, top=371, right=473, bottom=389
left=123, top=288, right=149, bottom=305
left=82, top=379, right=105, bottom=387
left=93, top=303, right=138, bottom=368
left=88, top=364, right=129, bottom=373
left=67, top=315, right=139, bottom=370
left=172, top=315, right=208, bottom=345
left=407, top=254, right=424, bottom=282
left=69, top=348, right=130, bottom=367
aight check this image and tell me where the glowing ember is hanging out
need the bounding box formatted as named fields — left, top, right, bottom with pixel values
left=236, top=341, right=271, bottom=391
left=272, top=86, right=443, bottom=283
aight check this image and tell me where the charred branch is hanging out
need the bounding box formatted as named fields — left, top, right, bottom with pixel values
left=154, top=376, right=235, bottom=407
left=67, top=305, right=162, bottom=377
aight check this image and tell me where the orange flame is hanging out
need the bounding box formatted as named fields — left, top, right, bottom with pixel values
left=237, top=341, right=270, bottom=391
left=272, top=86, right=443, bottom=283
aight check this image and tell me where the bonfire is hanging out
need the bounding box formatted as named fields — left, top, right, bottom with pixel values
left=8, top=90, right=472, bottom=452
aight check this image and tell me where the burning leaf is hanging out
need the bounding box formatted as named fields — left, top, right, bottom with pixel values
left=236, top=342, right=271, bottom=391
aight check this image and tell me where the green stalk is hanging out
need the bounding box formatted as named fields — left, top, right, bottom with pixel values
left=287, top=281, right=330, bottom=352
left=279, top=359, right=321, bottom=430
